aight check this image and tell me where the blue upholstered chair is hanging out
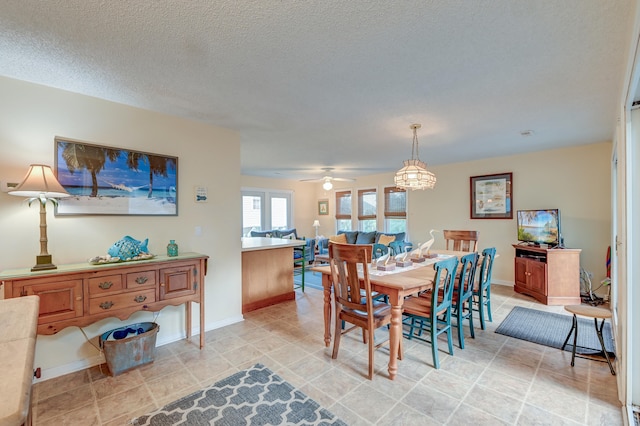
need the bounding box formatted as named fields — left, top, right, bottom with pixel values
left=402, top=256, right=459, bottom=369
left=473, top=247, right=497, bottom=330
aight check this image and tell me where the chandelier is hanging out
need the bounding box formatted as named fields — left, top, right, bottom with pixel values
left=394, top=123, right=436, bottom=190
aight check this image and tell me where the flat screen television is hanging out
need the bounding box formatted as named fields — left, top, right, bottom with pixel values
left=517, top=209, right=561, bottom=246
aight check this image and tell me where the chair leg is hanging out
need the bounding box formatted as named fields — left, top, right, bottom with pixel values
left=332, top=316, right=342, bottom=360
left=485, top=289, right=492, bottom=322
left=446, top=324, right=454, bottom=356
left=430, top=320, right=440, bottom=369
left=478, top=294, right=486, bottom=330
left=368, top=327, right=375, bottom=379
left=467, top=302, right=475, bottom=339
left=457, top=310, right=465, bottom=349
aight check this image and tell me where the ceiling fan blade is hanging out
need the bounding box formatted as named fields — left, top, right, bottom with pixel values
left=299, top=178, right=325, bottom=183
left=331, top=177, right=356, bottom=182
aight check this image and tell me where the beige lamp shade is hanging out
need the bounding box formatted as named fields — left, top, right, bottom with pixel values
left=9, top=164, right=70, bottom=198
left=312, top=220, right=320, bottom=228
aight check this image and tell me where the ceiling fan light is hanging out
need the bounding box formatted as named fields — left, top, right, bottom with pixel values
left=395, top=124, right=436, bottom=190
left=322, top=180, right=333, bottom=191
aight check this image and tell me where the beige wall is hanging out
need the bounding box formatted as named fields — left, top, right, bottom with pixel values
left=323, top=142, right=612, bottom=288
left=0, top=77, right=242, bottom=377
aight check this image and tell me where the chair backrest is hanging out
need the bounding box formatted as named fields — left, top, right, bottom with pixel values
left=456, top=252, right=479, bottom=304
left=443, top=230, right=479, bottom=252
left=329, top=243, right=374, bottom=317
left=477, top=247, right=497, bottom=291
left=430, top=256, right=459, bottom=317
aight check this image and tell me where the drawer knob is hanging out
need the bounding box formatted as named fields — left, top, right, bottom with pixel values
left=99, top=301, right=114, bottom=310
left=98, top=281, right=113, bottom=289
left=134, top=295, right=147, bottom=303
left=135, top=276, right=148, bottom=284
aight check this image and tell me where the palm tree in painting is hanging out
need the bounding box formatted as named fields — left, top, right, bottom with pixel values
left=147, top=155, right=176, bottom=198
left=59, top=142, right=120, bottom=197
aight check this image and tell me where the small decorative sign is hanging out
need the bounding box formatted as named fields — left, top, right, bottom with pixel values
left=318, top=199, right=329, bottom=215
left=195, top=186, right=208, bottom=203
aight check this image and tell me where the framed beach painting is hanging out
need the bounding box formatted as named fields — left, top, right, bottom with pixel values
left=470, top=172, right=512, bottom=219
left=54, top=137, right=178, bottom=215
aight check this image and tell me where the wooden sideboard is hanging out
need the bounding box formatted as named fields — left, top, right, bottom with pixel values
left=0, top=252, right=208, bottom=348
left=513, top=244, right=581, bottom=305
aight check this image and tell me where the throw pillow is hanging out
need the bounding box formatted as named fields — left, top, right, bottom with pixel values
left=281, top=232, right=296, bottom=239
left=378, top=234, right=396, bottom=246
left=330, top=234, right=348, bottom=244
left=355, top=231, right=376, bottom=244
left=338, top=230, right=358, bottom=244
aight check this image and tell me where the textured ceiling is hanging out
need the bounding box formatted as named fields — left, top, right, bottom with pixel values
left=0, top=1, right=635, bottom=181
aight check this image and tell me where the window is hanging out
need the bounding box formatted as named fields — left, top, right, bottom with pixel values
left=335, top=190, right=352, bottom=231
left=241, top=189, right=292, bottom=235
left=358, top=188, right=377, bottom=232
left=384, top=187, right=407, bottom=233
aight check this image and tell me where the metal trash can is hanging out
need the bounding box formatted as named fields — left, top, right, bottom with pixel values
left=99, top=322, right=159, bottom=376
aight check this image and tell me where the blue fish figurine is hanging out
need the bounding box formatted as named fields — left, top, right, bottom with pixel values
left=108, top=236, right=149, bottom=260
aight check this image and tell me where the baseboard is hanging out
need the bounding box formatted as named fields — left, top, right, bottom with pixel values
left=491, top=279, right=512, bottom=286
left=34, top=315, right=245, bottom=383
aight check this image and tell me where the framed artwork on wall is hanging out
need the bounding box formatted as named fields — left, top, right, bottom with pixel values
left=470, top=172, right=512, bottom=219
left=318, top=199, right=329, bottom=215
left=54, top=137, right=178, bottom=215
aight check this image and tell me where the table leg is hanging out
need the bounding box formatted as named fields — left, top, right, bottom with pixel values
left=323, top=274, right=332, bottom=347
left=570, top=314, right=578, bottom=367
left=185, top=301, right=192, bottom=341
left=388, top=291, right=402, bottom=380
left=595, top=318, right=616, bottom=375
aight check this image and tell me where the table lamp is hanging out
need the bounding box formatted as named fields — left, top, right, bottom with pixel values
left=9, top=164, right=70, bottom=271
left=312, top=220, right=320, bottom=239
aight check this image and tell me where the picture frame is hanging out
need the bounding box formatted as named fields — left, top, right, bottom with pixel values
left=54, top=137, right=178, bottom=215
left=470, top=172, right=512, bottom=219
left=318, top=199, right=329, bottom=215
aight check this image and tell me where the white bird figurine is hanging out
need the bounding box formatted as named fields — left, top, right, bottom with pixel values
left=394, top=250, right=409, bottom=262
left=376, top=251, right=391, bottom=266
left=419, top=229, right=440, bottom=255
left=409, top=242, right=422, bottom=259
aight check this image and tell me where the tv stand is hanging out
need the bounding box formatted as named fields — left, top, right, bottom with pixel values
left=512, top=244, right=581, bottom=305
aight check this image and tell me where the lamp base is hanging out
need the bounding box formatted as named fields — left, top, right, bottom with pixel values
left=31, top=255, right=57, bottom=272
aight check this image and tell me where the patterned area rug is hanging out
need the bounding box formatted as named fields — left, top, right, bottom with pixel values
left=131, top=364, right=346, bottom=425
left=495, top=306, right=615, bottom=356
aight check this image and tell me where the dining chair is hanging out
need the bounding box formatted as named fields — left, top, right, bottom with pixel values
left=402, top=256, right=459, bottom=369
left=443, top=230, right=479, bottom=252
left=451, top=252, right=479, bottom=348
left=473, top=247, right=497, bottom=330
left=329, top=243, right=397, bottom=379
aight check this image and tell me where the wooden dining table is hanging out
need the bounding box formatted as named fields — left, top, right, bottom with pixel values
left=311, top=249, right=468, bottom=380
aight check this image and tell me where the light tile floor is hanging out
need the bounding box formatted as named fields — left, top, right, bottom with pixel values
left=31, top=285, right=623, bottom=425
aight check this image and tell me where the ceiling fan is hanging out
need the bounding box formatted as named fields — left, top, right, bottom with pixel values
left=300, top=168, right=355, bottom=190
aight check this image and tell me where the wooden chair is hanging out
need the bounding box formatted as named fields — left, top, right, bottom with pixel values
left=329, top=243, right=396, bottom=379
left=473, top=247, right=497, bottom=329
left=443, top=230, right=479, bottom=252
left=402, top=256, right=459, bottom=369
left=452, top=252, right=479, bottom=348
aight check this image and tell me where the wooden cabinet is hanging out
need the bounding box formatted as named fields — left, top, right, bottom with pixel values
left=1, top=253, right=208, bottom=348
left=512, top=244, right=581, bottom=305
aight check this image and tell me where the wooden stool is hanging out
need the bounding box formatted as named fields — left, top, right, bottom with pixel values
left=561, top=304, right=616, bottom=375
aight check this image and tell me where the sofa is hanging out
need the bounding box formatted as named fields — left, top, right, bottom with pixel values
left=318, top=230, right=412, bottom=256
left=249, top=228, right=315, bottom=264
